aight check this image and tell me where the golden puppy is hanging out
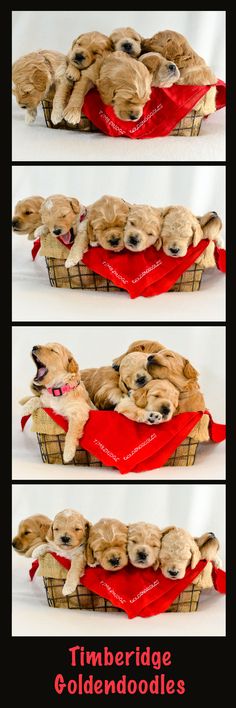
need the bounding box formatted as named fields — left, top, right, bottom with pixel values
left=51, top=32, right=111, bottom=125
left=139, top=52, right=180, bottom=87
left=128, top=522, right=161, bottom=569
left=142, top=30, right=217, bottom=85
left=12, top=50, right=66, bottom=124
left=21, top=343, right=93, bottom=463
left=81, top=352, right=152, bottom=410
left=193, top=531, right=221, bottom=589
left=110, top=27, right=143, bottom=58
left=87, top=518, right=128, bottom=571
left=35, top=195, right=88, bottom=262
left=195, top=212, right=224, bottom=268
left=12, top=514, right=51, bottom=557
left=158, top=206, right=204, bottom=258
left=33, top=509, right=90, bottom=596
left=112, top=339, right=165, bottom=369
left=12, top=196, right=44, bottom=240
left=116, top=378, right=179, bottom=425
left=66, top=195, right=129, bottom=268
left=124, top=204, right=163, bottom=252
left=159, top=527, right=201, bottom=580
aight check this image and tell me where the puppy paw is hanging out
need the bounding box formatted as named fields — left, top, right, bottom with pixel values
left=62, top=579, right=77, bottom=596
left=215, top=236, right=224, bottom=248
left=63, top=444, right=76, bottom=463
left=147, top=411, right=162, bottom=425
left=51, top=107, right=63, bottom=125
left=63, top=106, right=81, bottom=125
left=25, top=111, right=36, bottom=125
left=65, top=255, right=79, bottom=269
left=66, top=67, right=80, bottom=82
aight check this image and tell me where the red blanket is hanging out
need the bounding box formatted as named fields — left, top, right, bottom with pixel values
left=82, top=80, right=226, bottom=139
left=21, top=408, right=225, bottom=474
left=29, top=553, right=225, bottom=618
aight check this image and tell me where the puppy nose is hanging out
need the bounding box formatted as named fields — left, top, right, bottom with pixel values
left=53, top=228, right=62, bottom=235
left=136, top=375, right=147, bottom=386
left=128, top=234, right=139, bottom=246
left=21, top=105, right=27, bottom=109
left=161, top=405, right=170, bottom=416
left=168, top=63, right=177, bottom=72
left=74, top=53, right=85, bottom=62
left=32, top=345, right=39, bottom=351
left=168, top=569, right=179, bottom=577
left=12, top=219, right=19, bottom=227
left=61, top=535, right=70, bottom=544
left=147, top=354, right=155, bottom=363
left=109, top=557, right=120, bottom=567
left=169, top=246, right=180, bottom=255
left=12, top=540, right=17, bottom=547
left=211, top=211, right=218, bottom=217
left=122, top=42, right=132, bottom=52
left=129, top=113, right=139, bottom=121
left=108, top=236, right=120, bottom=246
left=137, top=550, right=147, bottom=561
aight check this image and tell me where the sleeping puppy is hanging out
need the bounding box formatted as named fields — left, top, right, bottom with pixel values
left=158, top=206, right=204, bottom=258
left=81, top=352, right=153, bottom=410
left=139, top=52, right=180, bottom=87
left=12, top=514, right=51, bottom=557
left=128, top=522, right=161, bottom=569
left=109, top=27, right=143, bottom=58
left=65, top=195, right=129, bottom=268
left=124, top=204, right=163, bottom=252
left=195, top=211, right=224, bottom=268
left=12, top=50, right=66, bottom=124
left=33, top=509, right=90, bottom=596
left=21, top=343, right=93, bottom=463
left=142, top=30, right=217, bottom=85
left=12, top=196, right=44, bottom=240
left=112, top=339, right=165, bottom=369
left=193, top=531, right=221, bottom=588
left=159, top=526, right=201, bottom=580
left=51, top=32, right=111, bottom=125
left=35, top=195, right=88, bottom=260
left=87, top=518, right=128, bottom=571
left=116, top=378, right=179, bottom=425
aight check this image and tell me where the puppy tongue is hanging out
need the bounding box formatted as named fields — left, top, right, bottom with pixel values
left=35, top=366, right=47, bottom=381
left=59, top=230, right=73, bottom=245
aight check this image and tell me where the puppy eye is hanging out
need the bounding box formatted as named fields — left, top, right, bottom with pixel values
left=50, top=349, right=58, bottom=354
left=130, top=221, right=135, bottom=226
left=54, top=527, right=59, bottom=531
left=24, top=210, right=33, bottom=215
left=75, top=527, right=81, bottom=531
left=24, top=531, right=31, bottom=535
left=148, top=232, right=153, bottom=237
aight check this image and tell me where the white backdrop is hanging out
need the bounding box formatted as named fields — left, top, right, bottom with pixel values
left=12, top=325, right=225, bottom=481
left=12, top=11, right=225, bottom=162
left=12, top=483, right=225, bottom=636
left=12, top=165, right=226, bottom=323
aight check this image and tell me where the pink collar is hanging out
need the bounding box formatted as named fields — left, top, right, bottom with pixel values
left=46, top=382, right=78, bottom=397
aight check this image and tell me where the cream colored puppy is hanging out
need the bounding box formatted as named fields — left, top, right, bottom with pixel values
left=34, top=195, right=88, bottom=262
left=158, top=206, right=204, bottom=258
left=159, top=527, right=201, bottom=580
left=87, top=518, right=128, bottom=571
left=128, top=522, right=162, bottom=569
left=33, top=509, right=90, bottom=596
left=110, top=27, right=142, bottom=57
left=124, top=204, right=163, bottom=252
left=12, top=196, right=44, bottom=240
left=116, top=378, right=179, bottom=425
left=12, top=514, right=51, bottom=557
left=139, top=52, right=180, bottom=87
left=21, top=343, right=93, bottom=463
left=12, top=50, right=66, bottom=124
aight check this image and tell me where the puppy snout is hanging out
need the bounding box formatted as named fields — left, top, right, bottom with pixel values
left=60, top=535, right=71, bottom=544
left=128, top=234, right=139, bottom=246
left=32, top=345, right=39, bottom=352
left=168, top=63, right=177, bottom=72
left=169, top=246, right=180, bottom=255
left=109, top=556, right=120, bottom=567
left=53, top=228, right=62, bottom=235
left=147, top=354, right=155, bottom=363
left=12, top=539, right=18, bottom=548
left=136, top=375, right=147, bottom=387
left=208, top=532, right=216, bottom=538
left=129, top=112, right=139, bottom=121
left=21, top=105, right=27, bottom=109
left=160, top=404, right=170, bottom=416
left=12, top=219, right=20, bottom=228
left=74, top=53, right=85, bottom=63
left=168, top=569, right=179, bottom=577
left=108, top=236, right=120, bottom=247
left=122, top=42, right=132, bottom=53
left=212, top=212, right=218, bottom=217
left=137, top=550, right=148, bottom=561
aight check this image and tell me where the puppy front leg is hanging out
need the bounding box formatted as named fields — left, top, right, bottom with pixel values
left=189, top=413, right=210, bottom=442
left=63, top=410, right=90, bottom=463
left=34, top=225, right=49, bottom=238
left=63, top=76, right=94, bottom=125
left=51, top=76, right=72, bottom=125
left=21, top=396, right=41, bottom=417
left=62, top=555, right=86, bottom=595
left=65, top=220, right=89, bottom=268
left=31, top=543, right=51, bottom=559
left=25, top=108, right=37, bottom=125
left=115, top=398, right=162, bottom=425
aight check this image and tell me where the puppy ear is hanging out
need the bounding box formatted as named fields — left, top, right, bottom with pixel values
left=69, top=198, right=81, bottom=214
left=112, top=354, right=126, bottom=368
left=46, top=523, right=54, bottom=542
left=194, top=532, right=219, bottom=558
left=133, top=387, right=148, bottom=409
left=32, top=68, right=48, bottom=92
left=183, top=360, right=199, bottom=380
left=71, top=35, right=82, bottom=48
left=197, top=212, right=222, bottom=240
left=86, top=540, right=96, bottom=566
left=190, top=540, right=201, bottom=569
left=97, top=76, right=116, bottom=105
left=152, top=559, right=160, bottom=571
left=84, top=521, right=91, bottom=542
left=39, top=522, right=51, bottom=541
left=67, top=356, right=78, bottom=374
left=192, top=220, right=203, bottom=247
left=154, top=236, right=162, bottom=251
left=161, top=526, right=176, bottom=538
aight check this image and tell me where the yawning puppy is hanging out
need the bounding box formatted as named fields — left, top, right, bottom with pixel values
left=116, top=378, right=179, bottom=425
left=159, top=527, right=201, bottom=580
left=128, top=522, right=161, bottom=569
left=124, top=204, right=163, bottom=252
left=12, top=196, right=44, bottom=240
left=34, top=195, right=89, bottom=262
left=21, top=343, right=93, bottom=463
left=110, top=27, right=143, bottom=58
left=87, top=518, right=128, bottom=571
left=33, top=509, right=90, bottom=595
left=12, top=50, right=66, bottom=124
left=12, top=514, right=51, bottom=557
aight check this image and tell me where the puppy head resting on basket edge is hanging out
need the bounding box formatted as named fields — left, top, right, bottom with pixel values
left=39, top=195, right=82, bottom=241
left=157, top=206, right=205, bottom=258
left=46, top=509, right=90, bottom=552
left=67, top=31, right=112, bottom=71
left=30, top=342, right=79, bottom=392
left=12, top=514, right=51, bottom=557
left=159, top=527, right=201, bottom=580
left=109, top=27, right=143, bottom=58
left=12, top=196, right=44, bottom=240
left=128, top=522, right=162, bottom=569
left=87, top=518, right=128, bottom=571
left=96, top=51, right=152, bottom=122
left=87, top=195, right=130, bottom=252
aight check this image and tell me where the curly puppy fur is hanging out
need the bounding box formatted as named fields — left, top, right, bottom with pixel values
left=158, top=206, right=204, bottom=258
left=12, top=50, right=66, bottom=124
left=139, top=51, right=180, bottom=87
left=128, top=522, right=162, bottom=569
left=110, top=27, right=143, bottom=58
left=124, top=204, right=163, bottom=252
left=87, top=518, right=128, bottom=571
left=12, top=196, right=44, bottom=240
left=33, top=509, right=90, bottom=596
left=116, top=378, right=179, bottom=425
left=142, top=30, right=217, bottom=85
left=159, top=526, right=201, bottom=580
left=12, top=514, right=51, bottom=557
left=21, top=343, right=93, bottom=463
left=35, top=195, right=88, bottom=262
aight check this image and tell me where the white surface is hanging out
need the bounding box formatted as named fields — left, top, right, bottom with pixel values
left=12, top=165, right=226, bottom=323
left=12, top=483, right=225, bottom=636
left=12, top=325, right=225, bottom=481
left=12, top=11, right=225, bottom=162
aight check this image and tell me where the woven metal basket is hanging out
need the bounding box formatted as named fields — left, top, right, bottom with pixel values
left=42, top=99, right=203, bottom=137
left=45, top=257, right=204, bottom=293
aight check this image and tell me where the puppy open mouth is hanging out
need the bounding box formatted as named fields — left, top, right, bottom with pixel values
left=56, top=229, right=75, bottom=246
left=32, top=352, right=48, bottom=382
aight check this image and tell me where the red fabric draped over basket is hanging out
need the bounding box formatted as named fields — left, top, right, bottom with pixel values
left=81, top=80, right=226, bottom=139
left=29, top=553, right=226, bottom=617
left=21, top=408, right=226, bottom=474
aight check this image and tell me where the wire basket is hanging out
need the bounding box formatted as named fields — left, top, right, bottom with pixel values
left=45, top=257, right=204, bottom=293
left=42, top=99, right=203, bottom=137
left=36, top=431, right=198, bottom=467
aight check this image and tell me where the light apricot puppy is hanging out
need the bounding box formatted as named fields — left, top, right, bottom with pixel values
left=124, top=204, right=163, bottom=252
left=116, top=378, right=179, bottom=425
left=35, top=195, right=88, bottom=261
left=12, top=514, right=51, bottom=557
left=193, top=531, right=221, bottom=589
left=21, top=343, right=94, bottom=463
left=109, top=27, right=143, bottom=58
left=139, top=51, right=180, bottom=87
left=142, top=30, right=217, bottom=85
left=159, top=527, right=201, bottom=580
left=12, top=50, right=66, bottom=124
left=128, top=522, right=162, bottom=569
left=81, top=352, right=152, bottom=411
left=12, top=196, right=44, bottom=240
left=157, top=206, right=204, bottom=258
left=33, top=509, right=90, bottom=596
left=87, top=518, right=128, bottom=571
